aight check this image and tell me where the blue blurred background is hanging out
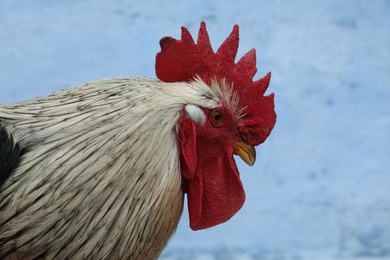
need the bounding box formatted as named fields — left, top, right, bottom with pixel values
left=1, top=0, right=389, bottom=259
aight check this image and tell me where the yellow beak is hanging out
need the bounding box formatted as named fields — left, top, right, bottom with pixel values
left=228, top=139, right=256, bottom=166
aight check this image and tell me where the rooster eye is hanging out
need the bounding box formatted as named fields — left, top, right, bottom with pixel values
left=210, top=110, right=225, bottom=127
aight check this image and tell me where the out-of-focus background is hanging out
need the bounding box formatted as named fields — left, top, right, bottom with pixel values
left=1, top=0, right=389, bottom=259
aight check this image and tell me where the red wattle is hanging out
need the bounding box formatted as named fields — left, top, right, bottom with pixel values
left=187, top=144, right=245, bottom=230
left=179, top=116, right=246, bottom=230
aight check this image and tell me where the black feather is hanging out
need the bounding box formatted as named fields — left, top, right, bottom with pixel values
left=0, top=123, right=21, bottom=189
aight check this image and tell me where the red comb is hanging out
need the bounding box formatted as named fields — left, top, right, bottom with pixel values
left=156, top=22, right=276, bottom=145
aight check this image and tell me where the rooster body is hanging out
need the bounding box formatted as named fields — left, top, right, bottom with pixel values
left=0, top=22, right=276, bottom=259
left=0, top=77, right=203, bottom=258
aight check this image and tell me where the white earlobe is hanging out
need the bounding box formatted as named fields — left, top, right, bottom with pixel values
left=185, top=104, right=206, bottom=125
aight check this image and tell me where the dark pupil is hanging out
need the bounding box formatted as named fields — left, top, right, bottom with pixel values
left=213, top=113, right=222, bottom=122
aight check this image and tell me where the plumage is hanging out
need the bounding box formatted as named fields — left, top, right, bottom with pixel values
left=0, top=22, right=276, bottom=259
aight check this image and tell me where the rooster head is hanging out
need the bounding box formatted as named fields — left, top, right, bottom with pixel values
left=156, top=22, right=276, bottom=230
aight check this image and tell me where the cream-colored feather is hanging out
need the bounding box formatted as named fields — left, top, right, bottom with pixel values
left=0, top=76, right=234, bottom=259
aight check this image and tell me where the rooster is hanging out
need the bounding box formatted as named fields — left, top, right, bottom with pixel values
left=0, top=22, right=276, bottom=259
